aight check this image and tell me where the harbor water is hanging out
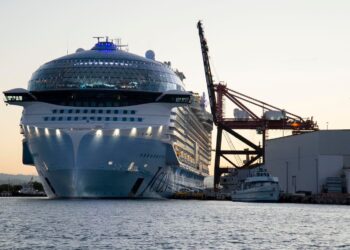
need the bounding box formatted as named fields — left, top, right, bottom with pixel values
left=0, top=198, right=349, bottom=249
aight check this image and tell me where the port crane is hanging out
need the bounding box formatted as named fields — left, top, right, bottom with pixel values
left=197, top=21, right=318, bottom=189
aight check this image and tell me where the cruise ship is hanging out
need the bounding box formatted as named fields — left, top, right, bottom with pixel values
left=4, top=38, right=213, bottom=198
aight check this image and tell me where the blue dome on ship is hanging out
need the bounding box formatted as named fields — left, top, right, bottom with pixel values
left=28, top=41, right=184, bottom=92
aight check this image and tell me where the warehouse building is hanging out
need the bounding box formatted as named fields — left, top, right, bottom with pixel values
left=265, top=130, right=350, bottom=194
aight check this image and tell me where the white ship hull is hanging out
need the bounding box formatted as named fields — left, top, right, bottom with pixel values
left=231, top=185, right=280, bottom=202
left=30, top=132, right=204, bottom=198
left=21, top=102, right=207, bottom=198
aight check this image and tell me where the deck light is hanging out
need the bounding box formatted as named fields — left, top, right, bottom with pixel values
left=158, top=125, right=163, bottom=135
left=56, top=129, right=61, bottom=137
left=146, top=126, right=152, bottom=135
left=130, top=127, right=137, bottom=136
left=113, top=129, right=120, bottom=136
left=291, top=122, right=301, bottom=128
left=96, top=129, right=102, bottom=136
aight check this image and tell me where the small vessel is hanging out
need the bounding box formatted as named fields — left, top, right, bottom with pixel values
left=19, top=177, right=46, bottom=196
left=231, top=168, right=280, bottom=202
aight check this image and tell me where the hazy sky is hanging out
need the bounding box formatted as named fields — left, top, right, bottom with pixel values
left=1, top=0, right=350, bottom=175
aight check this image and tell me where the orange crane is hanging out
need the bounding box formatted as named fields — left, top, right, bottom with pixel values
left=197, top=21, right=318, bottom=189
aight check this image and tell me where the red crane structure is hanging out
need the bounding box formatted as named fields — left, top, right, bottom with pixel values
left=197, top=21, right=318, bottom=189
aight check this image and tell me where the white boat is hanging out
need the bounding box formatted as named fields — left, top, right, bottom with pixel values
left=231, top=168, right=280, bottom=202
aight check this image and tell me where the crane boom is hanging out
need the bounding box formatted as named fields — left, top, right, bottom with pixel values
left=196, top=20, right=318, bottom=190
left=197, top=21, right=217, bottom=124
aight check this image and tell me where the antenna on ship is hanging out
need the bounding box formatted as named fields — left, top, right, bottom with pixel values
left=112, top=38, right=129, bottom=51
left=93, top=36, right=104, bottom=43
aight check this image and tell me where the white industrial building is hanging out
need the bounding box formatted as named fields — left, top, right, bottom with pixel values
left=265, top=130, right=350, bottom=194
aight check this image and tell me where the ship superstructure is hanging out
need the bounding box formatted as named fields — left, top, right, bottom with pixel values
left=231, top=168, right=280, bottom=202
left=4, top=38, right=213, bottom=198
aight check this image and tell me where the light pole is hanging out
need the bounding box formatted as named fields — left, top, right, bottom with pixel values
left=286, top=161, right=289, bottom=194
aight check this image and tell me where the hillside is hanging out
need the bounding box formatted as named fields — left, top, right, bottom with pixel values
left=0, top=173, right=40, bottom=185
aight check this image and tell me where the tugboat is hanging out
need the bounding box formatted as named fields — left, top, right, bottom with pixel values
left=231, top=168, right=280, bottom=202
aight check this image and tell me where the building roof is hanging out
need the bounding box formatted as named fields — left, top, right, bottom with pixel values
left=267, top=129, right=350, bottom=142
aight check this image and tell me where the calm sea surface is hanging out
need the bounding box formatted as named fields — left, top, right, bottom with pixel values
left=0, top=198, right=349, bottom=249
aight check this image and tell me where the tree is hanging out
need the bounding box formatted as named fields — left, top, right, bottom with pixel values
left=32, top=181, right=44, bottom=192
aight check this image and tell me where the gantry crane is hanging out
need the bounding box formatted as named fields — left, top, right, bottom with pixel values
left=197, top=21, right=318, bottom=189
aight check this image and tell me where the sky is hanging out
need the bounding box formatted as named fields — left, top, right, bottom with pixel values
left=0, top=0, right=350, bottom=175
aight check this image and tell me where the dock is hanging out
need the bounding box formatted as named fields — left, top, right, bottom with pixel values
left=172, top=190, right=350, bottom=205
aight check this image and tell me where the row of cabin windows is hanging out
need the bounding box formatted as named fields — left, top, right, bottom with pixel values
left=43, top=116, right=143, bottom=122
left=52, top=109, right=136, bottom=115
left=48, top=59, right=163, bottom=69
